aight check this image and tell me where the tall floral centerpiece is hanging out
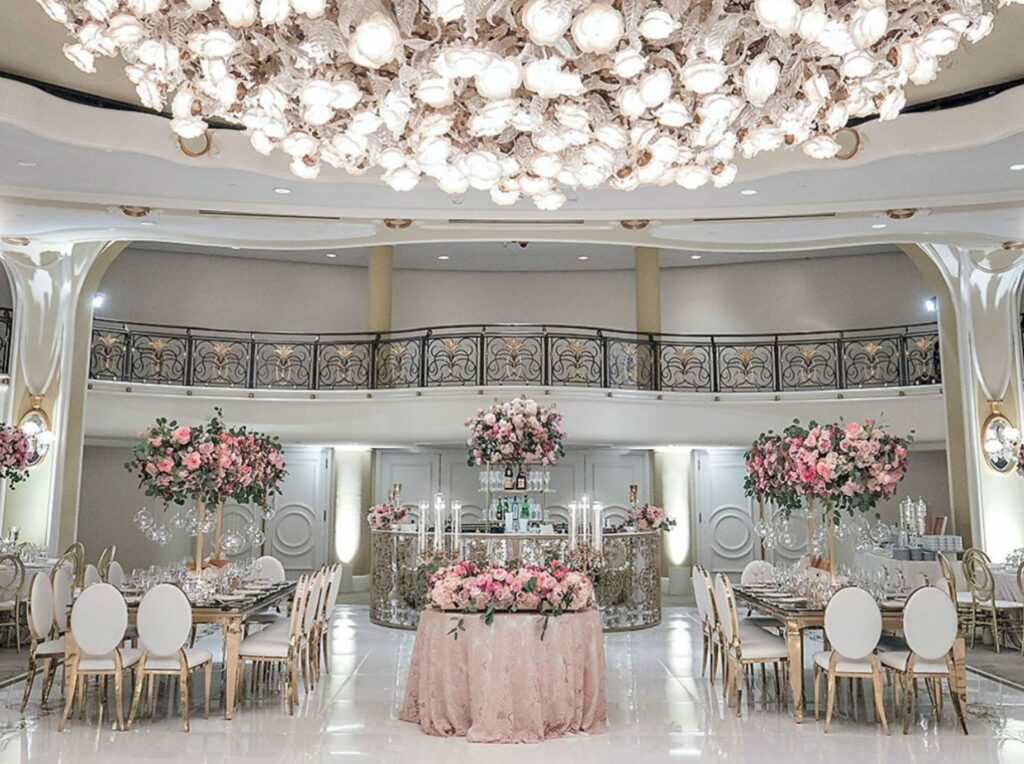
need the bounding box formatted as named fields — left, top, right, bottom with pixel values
left=465, top=396, right=565, bottom=466
left=745, top=418, right=911, bottom=575
left=126, top=410, right=287, bottom=573
left=0, top=424, right=32, bottom=489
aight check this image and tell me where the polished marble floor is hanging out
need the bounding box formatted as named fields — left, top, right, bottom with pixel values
left=0, top=605, right=1023, bottom=763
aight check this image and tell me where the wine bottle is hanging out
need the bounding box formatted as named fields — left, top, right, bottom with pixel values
left=515, top=466, right=527, bottom=491
left=504, top=464, right=514, bottom=490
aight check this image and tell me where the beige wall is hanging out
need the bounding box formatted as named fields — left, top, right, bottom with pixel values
left=79, top=444, right=193, bottom=571
left=873, top=448, right=952, bottom=528
left=99, top=250, right=368, bottom=332
left=98, top=249, right=932, bottom=335
left=392, top=268, right=637, bottom=329
left=660, top=252, right=933, bottom=334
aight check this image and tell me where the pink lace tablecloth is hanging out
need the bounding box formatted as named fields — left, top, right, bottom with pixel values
left=400, top=608, right=607, bottom=743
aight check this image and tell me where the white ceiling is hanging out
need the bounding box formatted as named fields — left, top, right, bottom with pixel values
left=125, top=240, right=900, bottom=272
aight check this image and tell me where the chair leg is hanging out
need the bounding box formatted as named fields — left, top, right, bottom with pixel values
left=992, top=609, right=1001, bottom=654
left=903, top=674, right=914, bottom=735
left=709, top=641, right=718, bottom=686
left=20, top=654, right=36, bottom=713
left=813, top=665, right=820, bottom=720
left=824, top=670, right=836, bottom=733
left=734, top=662, right=743, bottom=717
left=204, top=662, right=212, bottom=719
left=947, top=674, right=969, bottom=735
left=114, top=669, right=126, bottom=732
left=872, top=667, right=889, bottom=735
left=179, top=672, right=190, bottom=733
left=58, top=666, right=79, bottom=732
left=128, top=669, right=146, bottom=729
left=41, top=659, right=56, bottom=706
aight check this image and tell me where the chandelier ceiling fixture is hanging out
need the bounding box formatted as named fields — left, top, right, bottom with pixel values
left=36, top=0, right=1020, bottom=210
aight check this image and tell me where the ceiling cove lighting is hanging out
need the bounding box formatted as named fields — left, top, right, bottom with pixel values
left=35, top=0, right=1017, bottom=211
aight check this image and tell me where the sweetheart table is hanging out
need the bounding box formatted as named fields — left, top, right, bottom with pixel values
left=400, top=608, right=607, bottom=743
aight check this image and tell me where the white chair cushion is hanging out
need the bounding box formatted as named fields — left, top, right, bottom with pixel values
left=878, top=650, right=949, bottom=675
left=736, top=636, right=789, bottom=661
left=741, top=616, right=780, bottom=629
left=78, top=647, right=142, bottom=671
left=239, top=638, right=289, bottom=659
left=251, top=621, right=290, bottom=639
left=813, top=650, right=876, bottom=675
left=956, top=592, right=973, bottom=605
left=0, top=600, right=16, bottom=610
left=739, top=622, right=776, bottom=642
left=35, top=636, right=65, bottom=657
left=143, top=648, right=213, bottom=671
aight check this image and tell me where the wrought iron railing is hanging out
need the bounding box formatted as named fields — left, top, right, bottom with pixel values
left=87, top=318, right=941, bottom=393
left=0, top=307, right=11, bottom=376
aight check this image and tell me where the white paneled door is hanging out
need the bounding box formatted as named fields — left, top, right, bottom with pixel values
left=262, top=447, right=331, bottom=577
left=695, top=449, right=758, bottom=577
left=374, top=451, right=440, bottom=524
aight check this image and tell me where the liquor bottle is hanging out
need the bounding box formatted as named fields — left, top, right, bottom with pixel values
left=522, top=496, right=531, bottom=524
left=504, top=464, right=514, bottom=490
left=494, top=499, right=502, bottom=525
left=510, top=496, right=520, bottom=523
left=515, top=466, right=527, bottom=491
left=520, top=496, right=530, bottom=528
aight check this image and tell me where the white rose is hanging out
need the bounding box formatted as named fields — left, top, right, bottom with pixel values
left=571, top=2, right=624, bottom=54
left=639, top=9, right=679, bottom=40
left=521, top=0, right=572, bottom=46
left=613, top=48, right=646, bottom=79
left=348, top=13, right=401, bottom=69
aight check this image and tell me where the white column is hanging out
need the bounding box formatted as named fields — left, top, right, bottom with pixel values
left=916, top=244, right=1024, bottom=559
left=0, top=240, right=125, bottom=552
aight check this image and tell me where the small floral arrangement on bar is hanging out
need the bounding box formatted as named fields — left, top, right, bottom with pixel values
left=428, top=560, right=594, bottom=636
left=465, top=396, right=565, bottom=466
left=366, top=503, right=409, bottom=530
left=626, top=504, right=676, bottom=532
left=0, top=424, right=31, bottom=488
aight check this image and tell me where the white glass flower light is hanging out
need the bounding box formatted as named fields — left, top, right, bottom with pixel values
left=34, top=0, right=1022, bottom=211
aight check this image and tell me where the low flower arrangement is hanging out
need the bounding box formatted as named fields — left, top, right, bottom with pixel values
left=0, top=424, right=31, bottom=488
left=428, top=560, right=594, bottom=638
left=626, top=504, right=676, bottom=532
left=466, top=396, right=565, bottom=466
left=366, top=503, right=409, bottom=530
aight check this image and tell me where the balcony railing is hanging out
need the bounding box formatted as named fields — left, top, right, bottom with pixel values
left=87, top=318, right=941, bottom=394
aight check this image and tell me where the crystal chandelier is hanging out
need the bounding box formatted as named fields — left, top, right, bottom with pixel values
left=35, top=0, right=1019, bottom=210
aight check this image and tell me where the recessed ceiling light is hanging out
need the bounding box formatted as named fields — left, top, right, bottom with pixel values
left=871, top=223, right=887, bottom=229
left=230, top=246, right=242, bottom=250
left=740, top=188, right=758, bottom=195
left=325, top=252, right=337, bottom=258
left=690, top=255, right=703, bottom=260
left=16, top=160, right=36, bottom=168
left=1010, top=164, right=1024, bottom=171
left=273, top=187, right=291, bottom=194
left=577, top=255, right=589, bottom=261
left=438, top=255, right=450, bottom=261
left=139, top=221, right=155, bottom=226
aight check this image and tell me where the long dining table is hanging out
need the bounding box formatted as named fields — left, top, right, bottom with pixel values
left=733, top=586, right=968, bottom=723
left=63, top=580, right=297, bottom=720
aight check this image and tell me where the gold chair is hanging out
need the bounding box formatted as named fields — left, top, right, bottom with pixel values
left=937, top=552, right=973, bottom=623
left=0, top=554, right=26, bottom=651
left=97, top=545, right=117, bottom=582
left=964, top=554, right=1022, bottom=652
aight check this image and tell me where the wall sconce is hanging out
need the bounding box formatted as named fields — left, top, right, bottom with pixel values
left=982, top=401, right=1019, bottom=473
left=18, top=396, right=55, bottom=469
